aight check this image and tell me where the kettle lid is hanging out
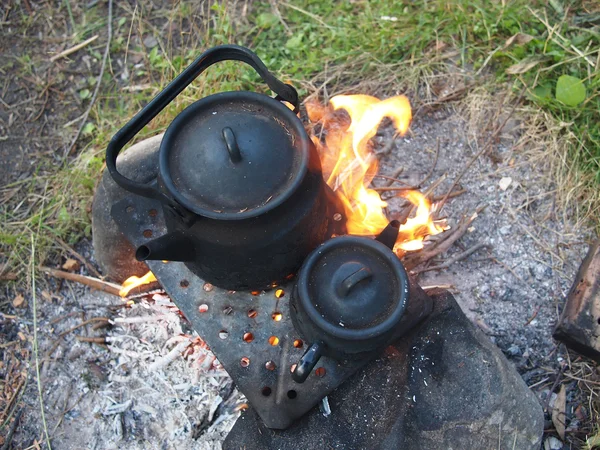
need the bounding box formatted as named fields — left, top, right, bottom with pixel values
left=296, top=235, right=409, bottom=339
left=159, top=91, right=309, bottom=220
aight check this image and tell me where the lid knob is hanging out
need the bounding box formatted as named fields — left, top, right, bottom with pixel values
left=335, top=263, right=373, bottom=297
left=221, top=127, right=242, bottom=163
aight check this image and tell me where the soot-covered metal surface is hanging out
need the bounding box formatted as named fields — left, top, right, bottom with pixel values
left=112, top=194, right=370, bottom=429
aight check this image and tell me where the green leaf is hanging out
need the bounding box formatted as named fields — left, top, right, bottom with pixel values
left=256, top=13, right=278, bottom=28
left=528, top=84, right=552, bottom=102
left=285, top=34, right=304, bottom=50
left=79, top=89, right=91, bottom=100
left=82, top=122, right=95, bottom=136
left=555, top=75, right=586, bottom=106
left=118, top=17, right=127, bottom=27
left=58, top=206, right=71, bottom=224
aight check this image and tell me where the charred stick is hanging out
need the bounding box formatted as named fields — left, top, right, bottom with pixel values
left=403, top=205, right=486, bottom=269
left=373, top=185, right=417, bottom=192
left=384, top=167, right=404, bottom=187
left=75, top=336, right=106, bottom=344
left=431, top=189, right=467, bottom=202
left=41, top=267, right=121, bottom=297
left=412, top=242, right=489, bottom=274
left=372, top=174, right=413, bottom=187
left=0, top=408, right=23, bottom=450
left=59, top=317, right=110, bottom=337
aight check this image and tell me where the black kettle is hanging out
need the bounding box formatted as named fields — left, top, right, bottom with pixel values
left=106, top=45, right=344, bottom=290
left=290, top=221, right=433, bottom=383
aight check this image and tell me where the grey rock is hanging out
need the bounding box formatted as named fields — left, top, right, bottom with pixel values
left=143, top=35, right=158, bottom=48
left=544, top=436, right=563, bottom=450
left=91, top=134, right=163, bottom=282
left=224, top=291, right=543, bottom=450
left=507, top=344, right=521, bottom=356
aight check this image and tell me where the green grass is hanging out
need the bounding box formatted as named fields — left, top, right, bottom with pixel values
left=1, top=0, right=599, bottom=284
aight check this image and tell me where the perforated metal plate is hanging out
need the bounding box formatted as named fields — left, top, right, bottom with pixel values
left=112, top=195, right=369, bottom=429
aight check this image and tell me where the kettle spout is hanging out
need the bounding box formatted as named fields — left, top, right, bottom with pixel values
left=375, top=220, right=400, bottom=250
left=135, top=232, right=195, bottom=262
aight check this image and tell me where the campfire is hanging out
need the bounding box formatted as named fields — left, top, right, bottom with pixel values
left=95, top=44, right=495, bottom=432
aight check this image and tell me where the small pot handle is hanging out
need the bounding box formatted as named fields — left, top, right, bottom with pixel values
left=292, top=342, right=324, bottom=383
left=106, top=44, right=299, bottom=202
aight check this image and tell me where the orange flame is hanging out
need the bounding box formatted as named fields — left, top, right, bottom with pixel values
left=307, top=94, right=444, bottom=252
left=119, top=271, right=157, bottom=297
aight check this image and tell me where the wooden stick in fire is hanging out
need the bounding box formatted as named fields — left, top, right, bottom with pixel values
left=402, top=204, right=487, bottom=270
left=40, top=267, right=121, bottom=297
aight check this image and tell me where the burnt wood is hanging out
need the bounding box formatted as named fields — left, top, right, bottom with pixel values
left=553, top=238, right=600, bottom=362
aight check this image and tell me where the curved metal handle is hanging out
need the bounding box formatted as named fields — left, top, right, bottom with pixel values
left=339, top=266, right=372, bottom=297
left=106, top=44, right=300, bottom=201
left=292, top=342, right=324, bottom=383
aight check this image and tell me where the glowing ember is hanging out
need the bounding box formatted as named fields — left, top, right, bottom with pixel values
left=119, top=271, right=157, bottom=297
left=306, top=94, right=445, bottom=252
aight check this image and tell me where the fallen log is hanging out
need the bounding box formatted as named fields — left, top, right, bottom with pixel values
left=553, top=238, right=600, bottom=362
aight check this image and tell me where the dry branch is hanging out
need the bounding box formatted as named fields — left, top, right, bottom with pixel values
left=41, top=267, right=121, bottom=297
left=412, top=242, right=489, bottom=274
left=49, top=35, right=98, bottom=62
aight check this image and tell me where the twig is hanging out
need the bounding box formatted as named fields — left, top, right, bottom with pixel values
left=0, top=408, right=23, bottom=450
left=418, top=138, right=440, bottom=187
left=412, top=242, right=489, bottom=274
left=49, top=35, right=98, bottom=62
left=431, top=189, right=467, bottom=202
left=40, top=267, right=121, bottom=297
left=384, top=167, right=404, bottom=187
left=54, top=237, right=102, bottom=278
left=75, top=336, right=106, bottom=344
left=392, top=174, right=448, bottom=222
left=402, top=205, right=486, bottom=270
left=421, top=284, right=454, bottom=291
left=31, top=236, right=52, bottom=450
left=269, top=0, right=292, bottom=34
left=64, top=0, right=112, bottom=157
left=373, top=185, right=417, bottom=192
left=59, top=317, right=110, bottom=337
left=375, top=135, right=397, bottom=156
left=372, top=174, right=412, bottom=186
left=524, top=305, right=541, bottom=326
left=438, top=87, right=525, bottom=211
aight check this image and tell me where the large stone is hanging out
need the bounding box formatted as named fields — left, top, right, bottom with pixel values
left=224, top=291, right=543, bottom=450
left=91, top=134, right=163, bottom=282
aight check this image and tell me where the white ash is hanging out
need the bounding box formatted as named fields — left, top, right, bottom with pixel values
left=376, top=104, right=593, bottom=369
left=32, top=289, right=243, bottom=450
left=91, top=293, right=243, bottom=449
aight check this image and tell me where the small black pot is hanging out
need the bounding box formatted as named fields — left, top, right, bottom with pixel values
left=290, top=223, right=432, bottom=383
left=106, top=45, right=344, bottom=290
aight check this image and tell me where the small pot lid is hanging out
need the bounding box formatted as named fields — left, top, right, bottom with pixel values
left=159, top=92, right=308, bottom=220
left=297, top=236, right=409, bottom=340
